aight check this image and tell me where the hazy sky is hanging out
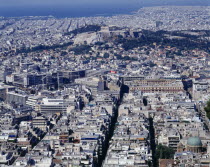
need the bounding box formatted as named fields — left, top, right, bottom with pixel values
left=1, top=0, right=209, bottom=7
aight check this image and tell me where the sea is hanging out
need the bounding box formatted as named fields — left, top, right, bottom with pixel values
left=0, top=1, right=209, bottom=18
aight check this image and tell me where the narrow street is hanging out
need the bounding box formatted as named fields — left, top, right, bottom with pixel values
left=149, top=117, right=157, bottom=167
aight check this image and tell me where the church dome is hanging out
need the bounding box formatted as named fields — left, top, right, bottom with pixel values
left=187, top=136, right=202, bottom=147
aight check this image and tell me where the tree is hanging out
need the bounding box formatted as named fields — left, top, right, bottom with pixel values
left=156, top=144, right=175, bottom=160
left=149, top=62, right=156, bottom=67
left=103, top=53, right=110, bottom=58
left=143, top=98, right=148, bottom=106
left=204, top=100, right=210, bottom=119
left=69, top=45, right=92, bottom=55
left=114, top=54, right=122, bottom=59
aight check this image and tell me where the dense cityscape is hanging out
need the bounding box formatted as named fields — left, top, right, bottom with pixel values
left=0, top=5, right=210, bottom=167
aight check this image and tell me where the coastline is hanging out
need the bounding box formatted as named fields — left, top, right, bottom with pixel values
left=0, top=2, right=209, bottom=19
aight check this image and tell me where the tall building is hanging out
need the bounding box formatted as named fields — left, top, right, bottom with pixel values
left=40, top=98, right=76, bottom=115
